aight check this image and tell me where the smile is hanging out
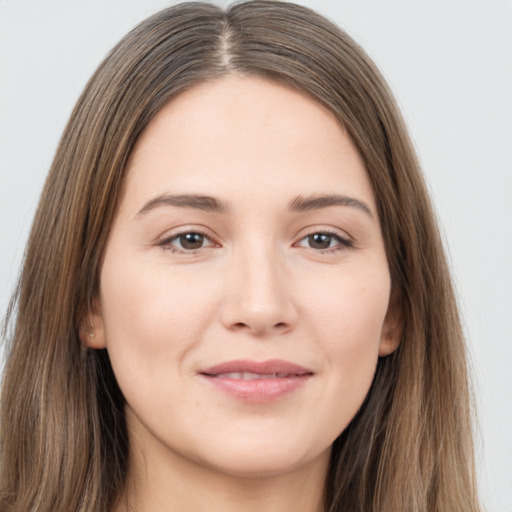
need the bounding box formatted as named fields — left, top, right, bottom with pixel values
left=199, top=359, right=313, bottom=402
left=212, top=372, right=297, bottom=380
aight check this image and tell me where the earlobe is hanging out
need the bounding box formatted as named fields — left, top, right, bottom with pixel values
left=79, top=299, right=107, bottom=349
left=379, top=291, right=403, bottom=357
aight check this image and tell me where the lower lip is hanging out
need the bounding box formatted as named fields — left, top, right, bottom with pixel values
left=200, top=374, right=311, bottom=402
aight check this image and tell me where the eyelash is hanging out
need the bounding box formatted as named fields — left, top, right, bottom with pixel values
left=158, top=229, right=216, bottom=254
left=295, top=229, right=353, bottom=253
left=158, top=229, right=353, bottom=255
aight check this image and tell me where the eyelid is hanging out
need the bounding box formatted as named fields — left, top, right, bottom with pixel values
left=293, top=227, right=354, bottom=252
left=157, top=225, right=220, bottom=253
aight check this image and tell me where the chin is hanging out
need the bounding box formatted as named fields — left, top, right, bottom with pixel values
left=192, top=438, right=331, bottom=480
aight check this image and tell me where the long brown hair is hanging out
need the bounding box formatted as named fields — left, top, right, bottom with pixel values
left=1, top=2, right=480, bottom=511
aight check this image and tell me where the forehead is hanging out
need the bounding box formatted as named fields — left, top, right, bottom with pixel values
left=121, top=75, right=376, bottom=215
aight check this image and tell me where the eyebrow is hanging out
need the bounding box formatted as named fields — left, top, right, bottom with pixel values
left=136, top=194, right=230, bottom=217
left=288, top=194, right=373, bottom=218
left=136, top=192, right=373, bottom=218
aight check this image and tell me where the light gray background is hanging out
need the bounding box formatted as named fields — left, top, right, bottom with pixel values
left=1, top=1, right=511, bottom=510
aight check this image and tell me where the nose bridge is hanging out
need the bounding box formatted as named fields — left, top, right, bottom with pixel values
left=241, top=242, right=281, bottom=305
left=221, top=236, right=297, bottom=335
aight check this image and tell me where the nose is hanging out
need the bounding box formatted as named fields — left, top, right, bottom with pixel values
left=219, top=245, right=298, bottom=337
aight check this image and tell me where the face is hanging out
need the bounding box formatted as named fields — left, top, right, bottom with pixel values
left=86, top=75, right=400, bottom=480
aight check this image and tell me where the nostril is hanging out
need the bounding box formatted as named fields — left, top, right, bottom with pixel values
left=230, top=321, right=289, bottom=333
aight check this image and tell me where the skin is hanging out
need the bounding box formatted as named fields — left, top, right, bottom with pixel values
left=84, top=75, right=401, bottom=512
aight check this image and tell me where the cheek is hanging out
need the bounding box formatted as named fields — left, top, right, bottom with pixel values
left=300, top=264, right=390, bottom=430
left=302, top=261, right=390, bottom=350
left=98, top=255, right=218, bottom=383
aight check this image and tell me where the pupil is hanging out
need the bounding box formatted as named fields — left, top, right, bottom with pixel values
left=309, top=233, right=331, bottom=249
left=180, top=233, right=204, bottom=249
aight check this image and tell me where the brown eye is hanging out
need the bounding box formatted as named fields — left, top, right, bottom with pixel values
left=308, top=233, right=333, bottom=250
left=160, top=231, right=216, bottom=253
left=295, top=231, right=352, bottom=252
left=178, top=233, right=205, bottom=250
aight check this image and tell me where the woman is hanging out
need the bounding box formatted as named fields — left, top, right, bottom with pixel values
left=0, top=1, right=481, bottom=511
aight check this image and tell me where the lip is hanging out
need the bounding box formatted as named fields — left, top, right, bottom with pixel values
left=198, top=359, right=313, bottom=402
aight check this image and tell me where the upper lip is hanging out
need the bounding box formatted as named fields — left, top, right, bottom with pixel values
left=199, top=359, right=313, bottom=377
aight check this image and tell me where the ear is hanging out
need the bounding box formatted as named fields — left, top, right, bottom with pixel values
left=79, top=298, right=107, bottom=349
left=379, top=290, right=403, bottom=357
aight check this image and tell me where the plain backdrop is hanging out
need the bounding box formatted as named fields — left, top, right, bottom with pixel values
left=1, top=1, right=511, bottom=510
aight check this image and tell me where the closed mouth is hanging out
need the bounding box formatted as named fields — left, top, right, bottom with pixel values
left=207, top=371, right=306, bottom=380
left=199, top=359, right=313, bottom=379
left=198, top=360, right=313, bottom=402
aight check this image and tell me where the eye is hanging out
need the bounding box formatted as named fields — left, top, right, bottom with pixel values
left=296, top=231, right=352, bottom=252
left=159, top=231, right=216, bottom=253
